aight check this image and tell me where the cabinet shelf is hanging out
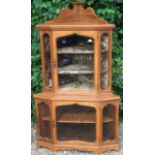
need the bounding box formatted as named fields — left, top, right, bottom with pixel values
left=57, top=114, right=114, bottom=124
left=42, top=116, right=50, bottom=121
left=58, top=47, right=94, bottom=54
left=42, top=115, right=114, bottom=123
left=58, top=64, right=94, bottom=74
left=103, top=116, right=114, bottom=123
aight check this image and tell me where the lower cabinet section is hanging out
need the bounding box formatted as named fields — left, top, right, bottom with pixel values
left=35, top=97, right=119, bottom=153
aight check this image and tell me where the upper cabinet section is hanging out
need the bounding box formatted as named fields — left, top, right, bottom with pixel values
left=36, top=2, right=115, bottom=94
left=36, top=2, right=115, bottom=31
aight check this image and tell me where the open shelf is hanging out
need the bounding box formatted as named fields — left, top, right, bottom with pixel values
left=58, top=64, right=94, bottom=74
left=57, top=123, right=96, bottom=142
left=57, top=112, right=95, bottom=124
left=56, top=104, right=96, bottom=124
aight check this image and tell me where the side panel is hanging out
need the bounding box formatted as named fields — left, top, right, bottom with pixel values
left=98, top=30, right=113, bottom=93
left=100, top=100, right=119, bottom=145
left=39, top=31, right=54, bottom=91
left=35, top=98, right=53, bottom=143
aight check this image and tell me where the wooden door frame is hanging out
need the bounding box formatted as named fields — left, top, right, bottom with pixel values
left=52, top=101, right=99, bottom=146
left=52, top=31, right=98, bottom=95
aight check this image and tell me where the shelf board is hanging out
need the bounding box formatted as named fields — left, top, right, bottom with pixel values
left=104, top=116, right=114, bottom=123
left=58, top=64, right=94, bottom=74
left=42, top=115, right=114, bottom=123
left=59, top=82, right=93, bottom=90
left=58, top=70, right=94, bottom=74
left=58, top=47, right=94, bottom=54
left=58, top=51, right=94, bottom=54
left=42, top=116, right=50, bottom=121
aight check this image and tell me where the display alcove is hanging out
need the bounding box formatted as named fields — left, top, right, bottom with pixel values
left=34, top=2, right=120, bottom=154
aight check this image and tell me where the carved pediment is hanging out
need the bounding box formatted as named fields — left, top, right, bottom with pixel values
left=36, top=2, right=115, bottom=30
left=45, top=2, right=108, bottom=25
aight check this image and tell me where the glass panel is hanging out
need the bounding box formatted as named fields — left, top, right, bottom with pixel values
left=57, top=34, right=94, bottom=90
left=43, top=34, right=52, bottom=88
left=100, top=33, right=109, bottom=89
left=38, top=102, right=51, bottom=139
left=56, top=104, right=96, bottom=142
left=102, top=104, right=115, bottom=142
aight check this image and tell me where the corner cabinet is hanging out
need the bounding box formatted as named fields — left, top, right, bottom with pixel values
left=34, top=2, right=120, bottom=154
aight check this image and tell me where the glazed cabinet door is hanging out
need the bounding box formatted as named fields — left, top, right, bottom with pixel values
left=100, top=101, right=119, bottom=145
left=52, top=31, right=98, bottom=94
left=40, top=31, right=54, bottom=91
left=35, top=99, right=53, bottom=142
left=53, top=102, right=98, bottom=145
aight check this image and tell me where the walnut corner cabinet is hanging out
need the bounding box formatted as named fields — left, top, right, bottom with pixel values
left=34, top=2, right=120, bottom=154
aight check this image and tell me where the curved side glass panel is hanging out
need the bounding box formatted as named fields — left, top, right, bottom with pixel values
left=102, top=104, right=115, bottom=142
left=57, top=34, right=94, bottom=90
left=38, top=102, right=51, bottom=139
left=100, top=33, right=109, bottom=89
left=43, top=34, right=52, bottom=88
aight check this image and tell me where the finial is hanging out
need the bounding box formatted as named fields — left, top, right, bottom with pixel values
left=71, top=2, right=85, bottom=9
